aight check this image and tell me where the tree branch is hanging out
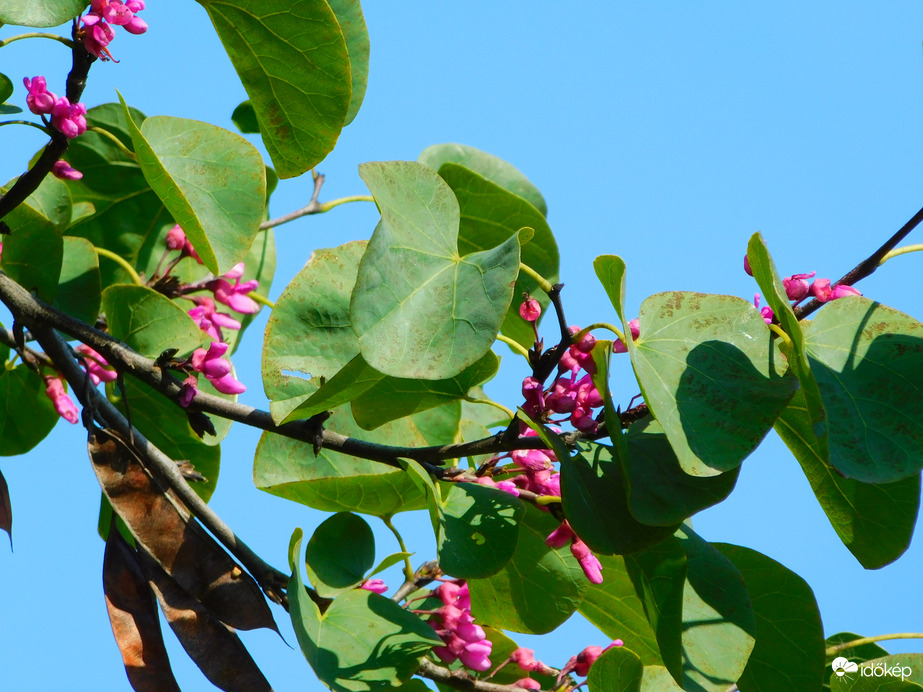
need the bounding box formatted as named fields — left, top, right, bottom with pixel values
left=417, top=659, right=544, bottom=692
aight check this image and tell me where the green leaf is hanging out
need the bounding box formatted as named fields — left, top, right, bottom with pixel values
left=254, top=405, right=444, bottom=517
left=305, top=512, right=376, bottom=598
left=437, top=162, right=559, bottom=348
left=0, top=72, right=13, bottom=103
left=802, top=297, right=923, bottom=483
left=630, top=291, right=798, bottom=476
left=101, top=284, right=205, bottom=359
left=588, top=646, right=643, bottom=692
left=0, top=366, right=60, bottom=456
left=118, top=96, right=266, bottom=275
left=437, top=481, right=524, bottom=579
left=197, top=0, right=351, bottom=178
left=110, top=380, right=221, bottom=502
left=419, top=143, right=548, bottom=217
left=352, top=161, right=520, bottom=380
left=579, top=554, right=664, bottom=667
left=640, top=666, right=684, bottom=691
left=0, top=104, right=23, bottom=115
left=624, top=416, right=739, bottom=526
left=326, top=0, right=370, bottom=126
left=288, top=529, right=442, bottom=692
left=54, top=237, right=101, bottom=323
left=468, top=503, right=588, bottom=634
left=0, top=213, right=63, bottom=303
left=676, top=526, right=756, bottom=692
left=0, top=0, right=86, bottom=27
left=775, top=388, right=920, bottom=569
left=350, top=352, right=500, bottom=430
left=231, top=100, right=260, bottom=134
left=280, top=354, right=384, bottom=423
left=823, top=633, right=891, bottom=690
left=715, top=543, right=825, bottom=692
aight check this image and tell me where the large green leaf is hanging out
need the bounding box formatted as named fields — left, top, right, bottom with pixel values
left=437, top=162, right=559, bottom=348
left=0, top=366, right=60, bottom=456
left=253, top=405, right=455, bottom=517
left=579, top=554, right=664, bottom=668
left=775, top=389, right=920, bottom=569
left=197, top=0, right=352, bottom=178
left=419, top=143, right=548, bottom=216
left=716, top=543, right=825, bottom=692
left=468, top=504, right=588, bottom=634
left=352, top=161, right=520, bottom=380
left=0, top=0, right=85, bottom=27
left=437, top=481, right=524, bottom=579
left=305, top=512, right=376, bottom=598
left=101, top=284, right=204, bottom=359
left=676, top=526, right=756, bottom=692
left=802, top=297, right=923, bottom=483
left=326, top=0, right=370, bottom=126
left=54, top=237, right=101, bottom=323
left=288, top=529, right=441, bottom=692
left=640, top=666, right=684, bottom=691
left=588, top=646, right=643, bottom=692
left=119, top=98, right=265, bottom=275
left=630, top=291, right=798, bottom=476
left=624, top=417, right=739, bottom=526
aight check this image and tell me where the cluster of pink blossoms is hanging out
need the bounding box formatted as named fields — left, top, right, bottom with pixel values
left=744, top=254, right=861, bottom=324
left=41, top=345, right=120, bottom=424
left=23, top=77, right=87, bottom=140
left=422, top=580, right=493, bottom=672
left=80, top=0, right=147, bottom=60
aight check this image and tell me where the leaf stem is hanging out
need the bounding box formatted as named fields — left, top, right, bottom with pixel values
left=0, top=120, right=52, bottom=135
left=86, top=126, right=135, bottom=159
left=381, top=516, right=414, bottom=581
left=825, top=633, right=923, bottom=657
left=463, top=396, right=514, bottom=421
left=519, top=262, right=554, bottom=293
left=93, top=247, right=143, bottom=286
left=496, top=334, right=530, bottom=359
left=0, top=32, right=74, bottom=49
left=879, top=243, right=923, bottom=265
left=248, top=292, right=274, bottom=309
left=575, top=321, right=625, bottom=343
left=317, top=195, right=374, bottom=213
left=767, top=323, right=793, bottom=349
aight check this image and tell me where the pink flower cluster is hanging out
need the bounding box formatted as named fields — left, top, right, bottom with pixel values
left=546, top=520, right=603, bottom=584
left=188, top=341, right=246, bottom=397
left=23, top=77, right=87, bottom=139
left=75, top=344, right=117, bottom=386
left=80, top=0, right=147, bottom=60
left=425, top=580, right=493, bottom=672
left=43, top=375, right=78, bottom=424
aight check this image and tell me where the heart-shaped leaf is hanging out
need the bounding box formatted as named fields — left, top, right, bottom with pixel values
left=352, top=161, right=520, bottom=380
left=305, top=512, right=376, bottom=598
left=588, top=646, right=643, bottom=692
left=0, top=0, right=86, bottom=27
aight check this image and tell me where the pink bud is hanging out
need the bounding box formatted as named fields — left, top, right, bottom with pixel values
left=519, top=297, right=541, bottom=322
left=830, top=284, right=862, bottom=300
left=459, top=639, right=492, bottom=671
left=574, top=645, right=604, bottom=676
left=571, top=538, right=603, bottom=584
left=513, top=679, right=541, bottom=690
left=613, top=318, right=640, bottom=353
left=165, top=224, right=186, bottom=250
left=782, top=271, right=815, bottom=302
left=545, top=522, right=575, bottom=549
left=51, top=160, right=83, bottom=180
left=360, top=579, right=388, bottom=594
left=43, top=376, right=79, bottom=424
left=744, top=254, right=753, bottom=276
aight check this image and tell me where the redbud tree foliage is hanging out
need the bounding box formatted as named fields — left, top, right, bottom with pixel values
left=1, top=3, right=923, bottom=691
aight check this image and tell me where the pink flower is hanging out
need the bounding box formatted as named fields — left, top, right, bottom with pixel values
left=571, top=538, right=603, bottom=584
left=75, top=344, right=117, bottom=385
left=50, top=97, right=87, bottom=139
left=211, top=277, right=260, bottom=314
left=188, top=297, right=241, bottom=342
left=613, top=318, right=640, bottom=353
left=165, top=224, right=203, bottom=264
left=43, top=375, right=79, bottom=424
left=459, top=639, right=492, bottom=671
left=754, top=295, right=773, bottom=325
left=178, top=376, right=198, bottom=408
left=545, top=521, right=575, bottom=549
left=360, top=579, right=388, bottom=594
left=782, top=271, right=815, bottom=302
left=51, top=160, right=83, bottom=181
left=811, top=278, right=862, bottom=303
left=23, top=76, right=56, bottom=115
left=513, top=679, right=541, bottom=690
left=519, top=297, right=541, bottom=322
left=510, top=648, right=555, bottom=676
left=80, top=0, right=146, bottom=59
left=190, top=341, right=246, bottom=394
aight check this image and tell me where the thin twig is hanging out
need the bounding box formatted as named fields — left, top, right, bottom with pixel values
left=417, top=659, right=541, bottom=692
left=259, top=173, right=325, bottom=230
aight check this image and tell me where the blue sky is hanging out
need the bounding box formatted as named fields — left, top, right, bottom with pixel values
left=1, top=3, right=922, bottom=689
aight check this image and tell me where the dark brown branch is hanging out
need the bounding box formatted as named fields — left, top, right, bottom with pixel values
left=417, top=659, right=544, bottom=692
left=0, top=23, right=95, bottom=222
left=794, top=203, right=923, bottom=320
left=28, top=322, right=290, bottom=604
left=391, top=560, right=441, bottom=604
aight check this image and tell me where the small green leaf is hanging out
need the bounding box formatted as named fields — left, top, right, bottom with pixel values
left=288, top=530, right=442, bottom=692
left=419, top=143, right=548, bottom=216
left=775, top=389, right=920, bottom=569
left=0, top=72, right=13, bottom=103
left=437, top=481, right=524, bottom=579
left=823, top=632, right=891, bottom=690
left=716, top=543, right=825, bottom=692
left=594, top=254, right=629, bottom=325
left=368, top=551, right=412, bottom=580
left=0, top=366, right=60, bottom=456
left=231, top=100, right=260, bottom=134
left=197, top=0, right=351, bottom=178
left=630, top=291, right=798, bottom=476
left=0, top=104, right=23, bottom=115
left=102, top=284, right=204, bottom=359
left=280, top=354, right=384, bottom=423
left=0, top=0, right=86, bottom=27
left=352, top=161, right=520, bottom=380
left=468, top=504, right=588, bottom=634
left=579, top=554, right=664, bottom=667
left=305, top=512, right=376, bottom=598
left=55, top=237, right=101, bottom=323
left=588, top=646, right=643, bottom=692
left=118, top=97, right=266, bottom=275
left=326, top=0, right=370, bottom=126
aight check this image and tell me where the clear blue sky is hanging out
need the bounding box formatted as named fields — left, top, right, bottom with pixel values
left=1, top=3, right=922, bottom=689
